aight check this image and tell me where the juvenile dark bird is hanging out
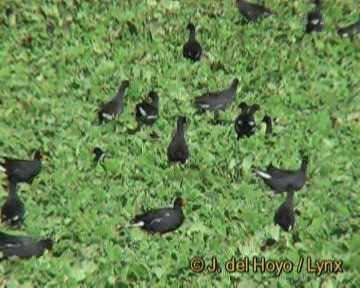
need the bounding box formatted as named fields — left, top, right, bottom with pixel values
left=183, top=23, right=202, bottom=62
left=98, top=80, right=129, bottom=123
left=135, top=91, right=159, bottom=125
left=126, top=197, right=186, bottom=234
left=262, top=115, right=273, bottom=135
left=1, top=182, right=25, bottom=227
left=255, top=154, right=308, bottom=194
left=167, top=116, right=189, bottom=165
left=0, top=232, right=53, bottom=259
left=274, top=191, right=296, bottom=232
left=93, top=147, right=107, bottom=163
left=337, top=20, right=360, bottom=38
left=0, top=151, right=43, bottom=185
left=195, top=78, right=239, bottom=115
left=234, top=102, right=260, bottom=139
left=305, top=0, right=323, bottom=33
left=236, top=0, right=276, bottom=23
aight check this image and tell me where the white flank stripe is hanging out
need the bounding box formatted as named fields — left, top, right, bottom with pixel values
left=200, top=104, right=210, bottom=108
left=12, top=215, right=20, bottom=221
left=256, top=170, right=272, bottom=179
left=126, top=221, right=144, bottom=228
left=0, top=165, right=6, bottom=172
left=249, top=121, right=255, bottom=126
left=139, top=107, right=147, bottom=117
left=311, top=19, right=320, bottom=25
left=146, top=115, right=158, bottom=120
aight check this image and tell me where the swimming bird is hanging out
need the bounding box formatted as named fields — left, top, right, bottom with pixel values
left=1, top=182, right=25, bottom=227
left=274, top=191, right=296, bottom=232
left=234, top=102, right=260, bottom=139
left=236, top=0, right=276, bottom=23
left=337, top=20, right=360, bottom=38
left=195, top=78, right=239, bottom=118
left=0, top=151, right=43, bottom=185
left=98, top=80, right=129, bottom=124
left=92, top=147, right=107, bottom=163
left=255, top=154, right=308, bottom=193
left=167, top=116, right=189, bottom=165
left=126, top=197, right=186, bottom=234
left=135, top=91, right=159, bottom=125
left=183, top=23, right=202, bottom=62
left=305, top=0, right=323, bottom=34
left=0, top=232, right=53, bottom=259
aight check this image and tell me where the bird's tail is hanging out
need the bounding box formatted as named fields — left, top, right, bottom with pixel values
left=125, top=221, right=144, bottom=228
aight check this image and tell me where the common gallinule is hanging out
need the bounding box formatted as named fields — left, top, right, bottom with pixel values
left=255, top=154, right=308, bottom=193
left=274, top=191, right=296, bottom=232
left=167, top=116, right=189, bottom=165
left=93, top=147, right=107, bottom=163
left=0, top=151, right=43, bottom=184
left=337, top=20, right=360, bottom=38
left=98, top=80, right=129, bottom=123
left=195, top=79, right=239, bottom=122
left=183, top=23, right=202, bottom=62
left=305, top=0, right=323, bottom=34
left=262, top=115, right=273, bottom=135
left=0, top=232, right=53, bottom=259
left=126, top=197, right=186, bottom=234
left=1, top=183, right=25, bottom=227
left=236, top=0, right=276, bottom=23
left=234, top=102, right=260, bottom=139
left=135, top=91, right=159, bottom=125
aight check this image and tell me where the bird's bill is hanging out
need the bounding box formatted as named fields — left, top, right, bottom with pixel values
left=39, top=152, right=46, bottom=160
left=180, top=199, right=186, bottom=207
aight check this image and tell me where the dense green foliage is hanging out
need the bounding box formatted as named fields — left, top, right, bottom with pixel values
left=0, top=0, right=359, bottom=287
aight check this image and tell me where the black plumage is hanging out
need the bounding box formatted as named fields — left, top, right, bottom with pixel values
left=0, top=151, right=43, bottom=185
left=234, top=102, right=260, bottom=139
left=255, top=155, right=308, bottom=193
left=337, top=20, right=360, bottom=38
left=183, top=23, right=202, bottom=62
left=195, top=79, right=239, bottom=113
left=0, top=232, right=53, bottom=259
left=98, top=80, right=129, bottom=123
left=1, top=183, right=25, bottom=227
left=305, top=0, right=323, bottom=34
left=127, top=198, right=186, bottom=234
left=262, top=115, right=273, bottom=135
left=236, top=0, right=276, bottom=23
left=135, top=91, right=159, bottom=125
left=274, top=191, right=296, bottom=232
left=93, top=147, right=107, bottom=163
left=167, top=116, right=189, bottom=165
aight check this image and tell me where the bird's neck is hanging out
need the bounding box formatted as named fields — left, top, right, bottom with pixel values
left=285, top=191, right=295, bottom=206
left=115, top=85, right=127, bottom=99
left=189, top=29, right=196, bottom=41
left=177, top=123, right=184, bottom=135
left=265, top=120, right=272, bottom=134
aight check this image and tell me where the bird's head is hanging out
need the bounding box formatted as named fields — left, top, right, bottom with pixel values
left=38, top=238, right=54, bottom=251
left=34, top=150, right=44, bottom=160
left=187, top=23, right=195, bottom=31
left=174, top=197, right=186, bottom=208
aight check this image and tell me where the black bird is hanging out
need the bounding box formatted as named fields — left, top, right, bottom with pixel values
left=337, top=20, right=360, bottom=38
left=274, top=191, right=296, bottom=232
left=236, top=0, right=276, bottom=23
left=195, top=78, right=239, bottom=116
left=93, top=147, right=107, bottom=163
left=305, top=0, right=323, bottom=34
left=255, top=154, right=308, bottom=193
left=0, top=151, right=43, bottom=185
left=98, top=80, right=129, bottom=123
left=135, top=91, right=159, bottom=125
left=234, top=102, right=260, bottom=139
left=262, top=115, right=273, bottom=135
left=126, top=197, right=186, bottom=234
left=167, top=116, right=189, bottom=165
left=183, top=23, right=202, bottom=62
left=1, top=183, right=25, bottom=227
left=0, top=232, right=53, bottom=260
